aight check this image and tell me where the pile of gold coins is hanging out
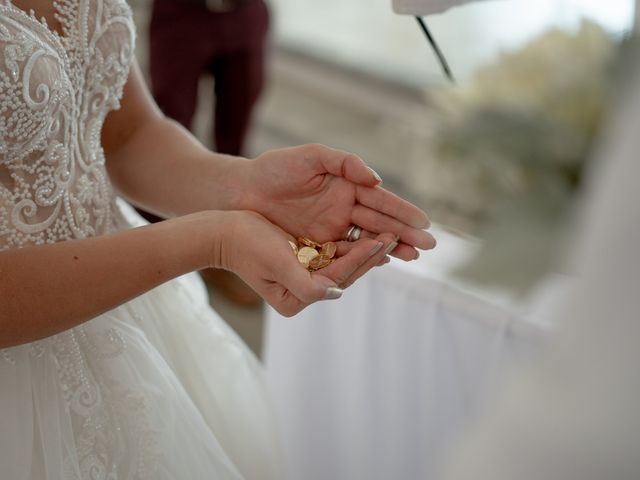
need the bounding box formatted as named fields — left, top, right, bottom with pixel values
left=289, top=237, right=337, bottom=272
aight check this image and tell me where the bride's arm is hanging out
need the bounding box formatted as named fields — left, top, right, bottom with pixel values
left=102, top=61, right=435, bottom=260
left=103, top=61, right=249, bottom=218
left=0, top=212, right=220, bottom=348
left=0, top=212, right=219, bottom=348
left=0, top=207, right=394, bottom=348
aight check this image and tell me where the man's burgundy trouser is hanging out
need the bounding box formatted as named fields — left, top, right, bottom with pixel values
left=149, top=0, right=269, bottom=156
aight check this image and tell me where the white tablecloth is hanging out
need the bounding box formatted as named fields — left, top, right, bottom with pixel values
left=264, top=226, right=565, bottom=480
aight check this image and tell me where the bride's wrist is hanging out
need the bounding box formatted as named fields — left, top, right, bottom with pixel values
left=211, top=210, right=262, bottom=272
left=188, top=209, right=249, bottom=272
left=209, top=153, right=258, bottom=212
left=154, top=210, right=228, bottom=272
left=197, top=210, right=235, bottom=271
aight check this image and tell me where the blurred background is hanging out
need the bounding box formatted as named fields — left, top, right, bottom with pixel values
left=128, top=0, right=635, bottom=356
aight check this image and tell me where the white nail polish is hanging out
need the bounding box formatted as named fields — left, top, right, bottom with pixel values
left=368, top=167, right=382, bottom=183
left=384, top=241, right=398, bottom=256
left=369, top=242, right=384, bottom=257
left=324, top=287, right=343, bottom=300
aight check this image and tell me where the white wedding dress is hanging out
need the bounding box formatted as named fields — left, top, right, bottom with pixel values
left=0, top=1, right=284, bottom=479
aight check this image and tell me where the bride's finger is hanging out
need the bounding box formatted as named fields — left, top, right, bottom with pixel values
left=337, top=234, right=418, bottom=262
left=351, top=205, right=436, bottom=250
left=302, top=144, right=382, bottom=187
left=355, top=184, right=429, bottom=229
left=315, top=237, right=387, bottom=287
left=333, top=239, right=371, bottom=257
left=338, top=234, right=397, bottom=289
left=385, top=242, right=419, bottom=261
left=377, top=255, right=391, bottom=267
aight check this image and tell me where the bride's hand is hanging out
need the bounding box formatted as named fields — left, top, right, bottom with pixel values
left=238, top=144, right=436, bottom=261
left=213, top=210, right=397, bottom=317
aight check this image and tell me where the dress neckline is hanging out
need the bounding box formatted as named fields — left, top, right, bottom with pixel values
left=1, top=0, right=73, bottom=71
left=1, top=0, right=70, bottom=44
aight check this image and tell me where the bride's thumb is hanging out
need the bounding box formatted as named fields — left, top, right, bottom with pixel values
left=283, top=266, right=343, bottom=304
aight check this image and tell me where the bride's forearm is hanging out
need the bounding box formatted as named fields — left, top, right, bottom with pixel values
left=102, top=62, right=253, bottom=218
left=105, top=116, right=252, bottom=218
left=0, top=212, right=226, bottom=348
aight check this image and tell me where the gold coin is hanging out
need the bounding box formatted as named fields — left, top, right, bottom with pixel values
left=288, top=240, right=299, bottom=256
left=299, top=237, right=322, bottom=249
left=297, top=247, right=319, bottom=267
left=309, top=254, right=332, bottom=271
left=297, top=237, right=313, bottom=248
left=319, top=254, right=333, bottom=267
left=320, top=242, right=337, bottom=259
left=308, top=256, right=323, bottom=271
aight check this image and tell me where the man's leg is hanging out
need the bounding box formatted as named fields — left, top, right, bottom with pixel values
left=210, top=47, right=266, bottom=156
left=140, top=0, right=211, bottom=223
left=149, top=0, right=209, bottom=130
left=209, top=0, right=269, bottom=156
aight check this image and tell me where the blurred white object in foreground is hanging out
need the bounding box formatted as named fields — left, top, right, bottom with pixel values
left=440, top=29, right=640, bottom=480
left=392, top=0, right=506, bottom=15
left=264, top=222, right=564, bottom=480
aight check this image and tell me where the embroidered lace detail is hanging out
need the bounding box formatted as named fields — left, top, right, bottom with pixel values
left=55, top=327, right=160, bottom=480
left=0, top=1, right=157, bottom=478
left=0, top=0, right=135, bottom=250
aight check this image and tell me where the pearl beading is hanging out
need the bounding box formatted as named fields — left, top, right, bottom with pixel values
left=0, top=0, right=136, bottom=251
left=0, top=1, right=159, bottom=478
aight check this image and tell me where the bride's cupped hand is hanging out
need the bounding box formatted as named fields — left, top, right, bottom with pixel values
left=236, top=144, right=437, bottom=261
left=212, top=210, right=398, bottom=317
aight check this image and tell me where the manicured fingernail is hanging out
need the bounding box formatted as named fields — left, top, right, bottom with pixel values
left=414, top=250, right=420, bottom=260
left=384, top=255, right=391, bottom=264
left=384, top=241, right=398, bottom=256
left=324, top=287, right=343, bottom=300
left=369, top=241, right=384, bottom=257
left=368, top=167, right=382, bottom=184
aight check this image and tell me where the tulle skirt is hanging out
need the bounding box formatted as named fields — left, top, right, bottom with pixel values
left=0, top=201, right=284, bottom=480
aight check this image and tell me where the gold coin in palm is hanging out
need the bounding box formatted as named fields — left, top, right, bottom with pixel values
left=308, top=254, right=333, bottom=271
left=320, top=242, right=337, bottom=259
left=297, top=246, right=320, bottom=268
left=298, top=237, right=321, bottom=249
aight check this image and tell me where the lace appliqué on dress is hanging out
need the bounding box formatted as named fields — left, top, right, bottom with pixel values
left=0, top=1, right=159, bottom=478
left=55, top=327, right=160, bottom=480
left=0, top=0, right=135, bottom=250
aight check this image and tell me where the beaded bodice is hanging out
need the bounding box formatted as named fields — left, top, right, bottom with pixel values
left=0, top=0, right=135, bottom=251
